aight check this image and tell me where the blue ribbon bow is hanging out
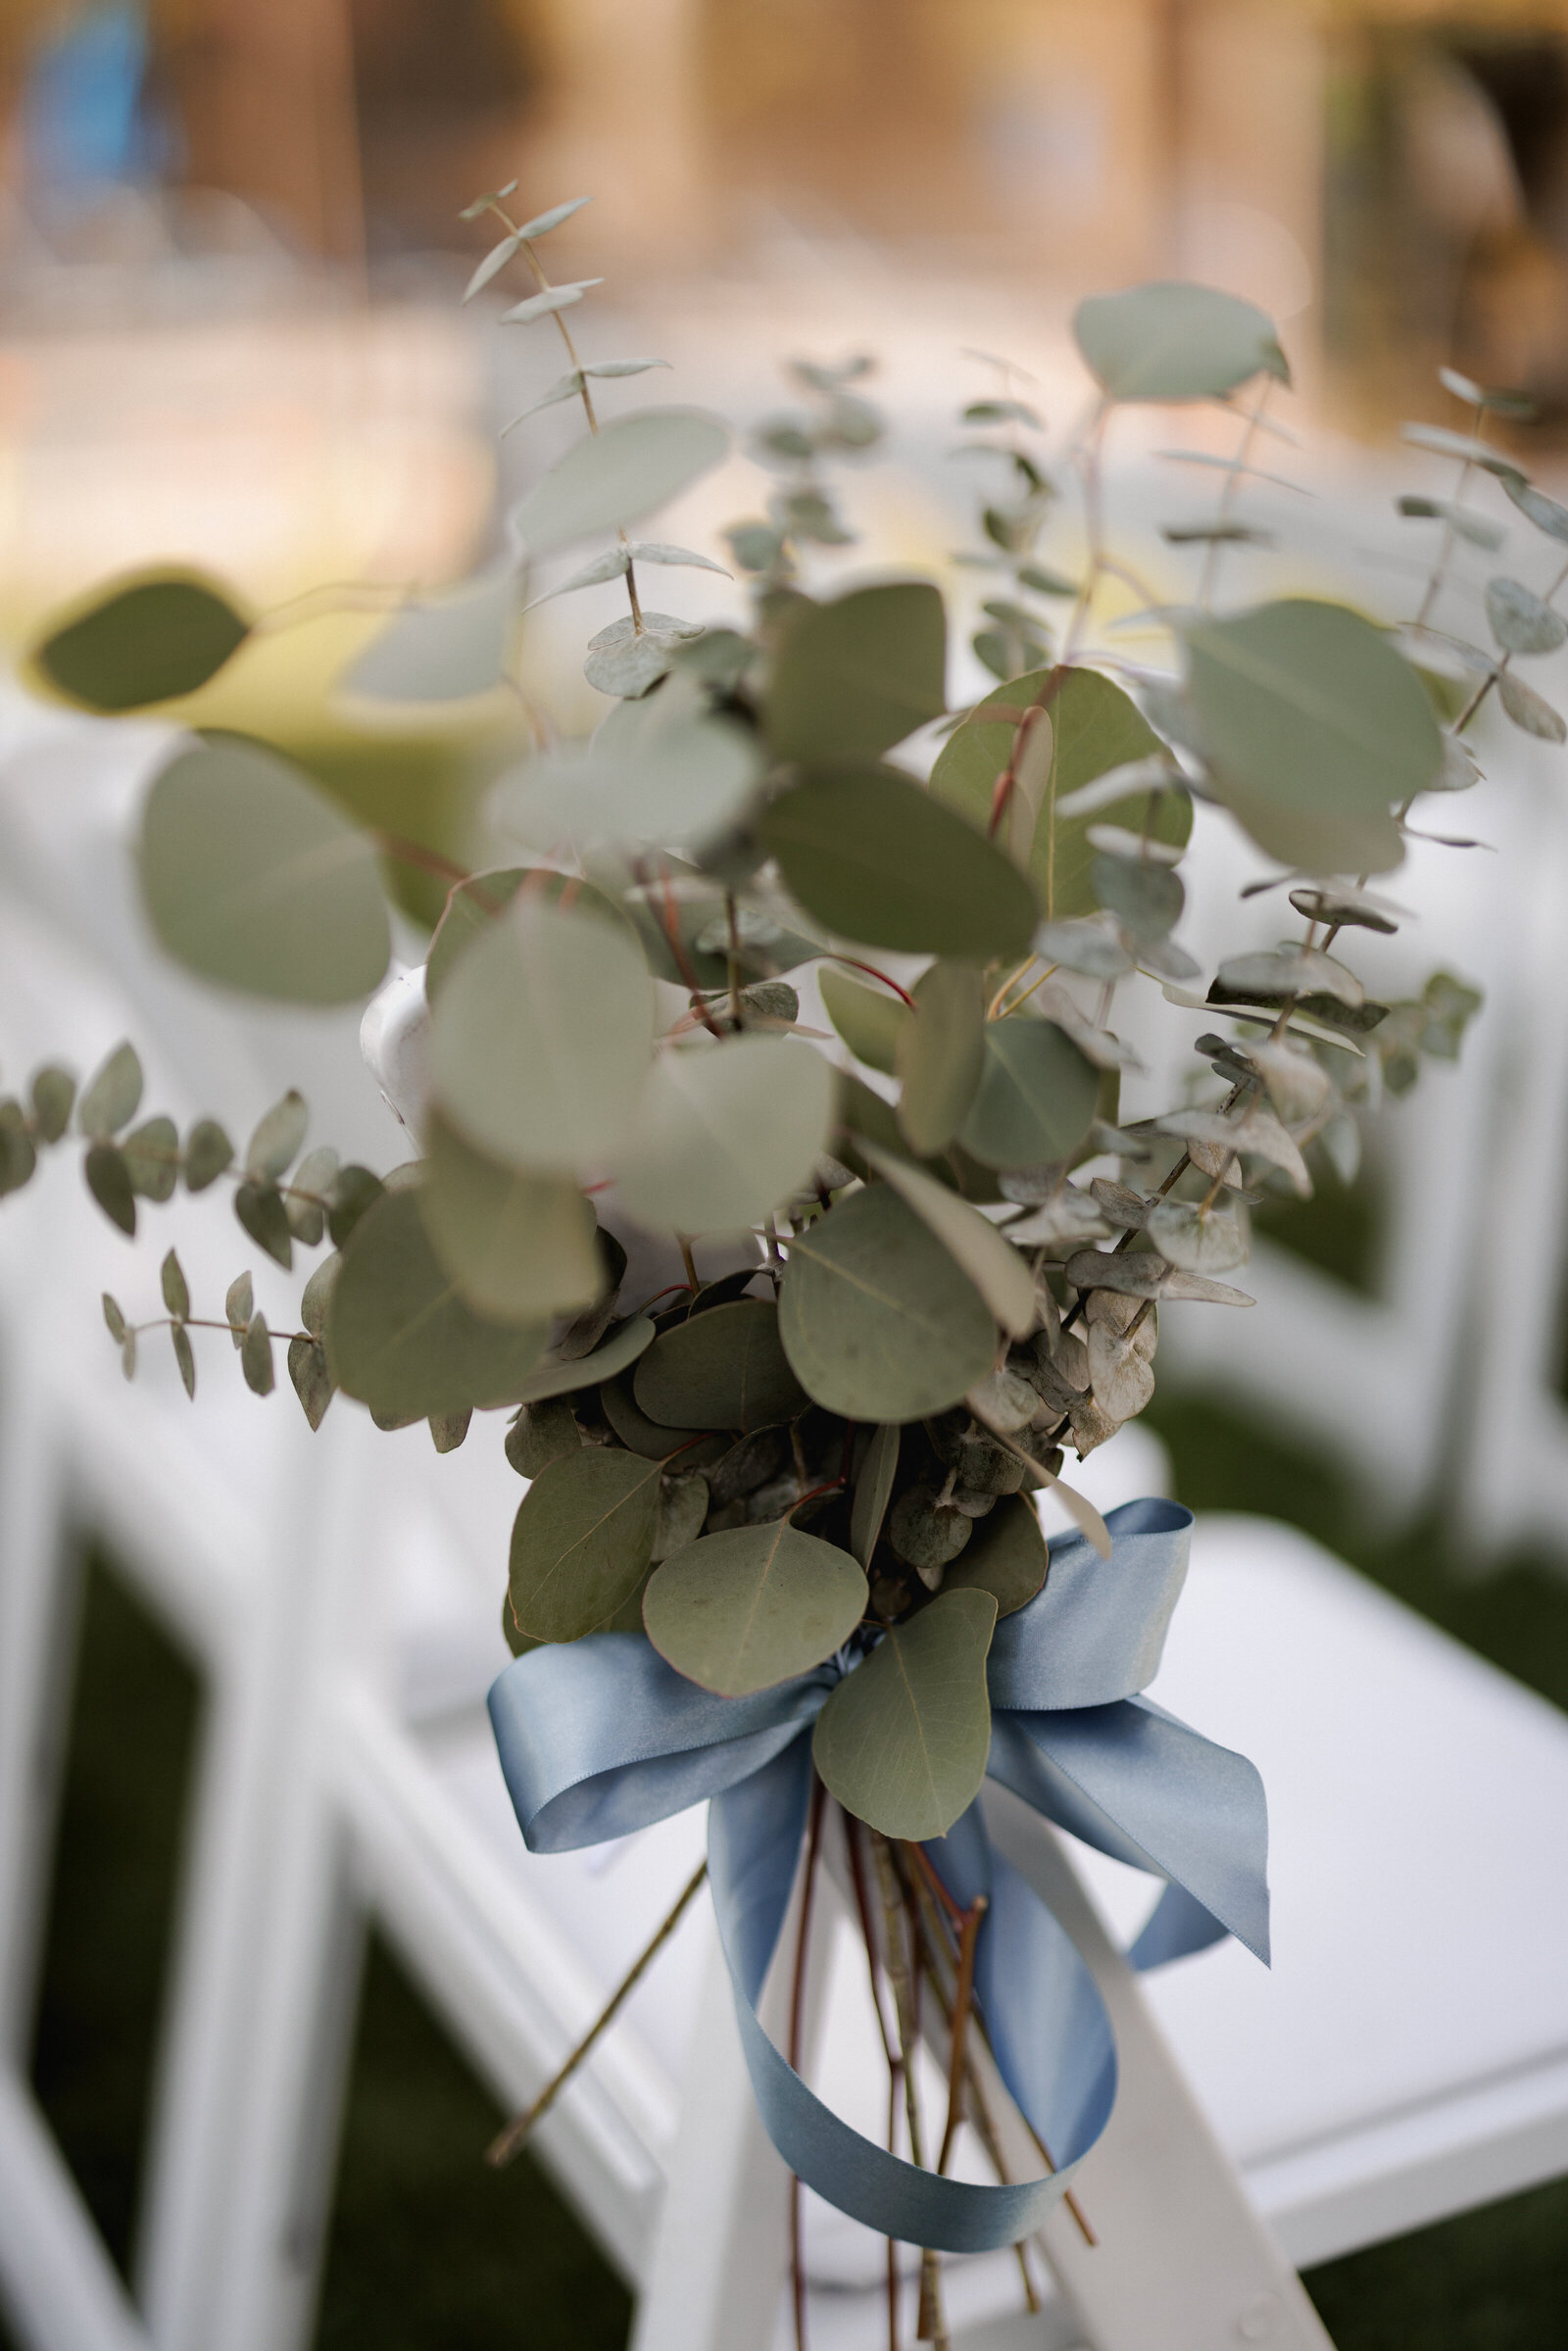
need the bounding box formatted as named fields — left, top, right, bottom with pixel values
left=489, top=1496, right=1267, bottom=2250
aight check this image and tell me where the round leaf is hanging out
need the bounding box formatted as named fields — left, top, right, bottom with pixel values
left=508, top=1449, right=662, bottom=1642
left=326, top=1188, right=549, bottom=1419
left=761, top=767, right=1037, bottom=959
left=765, top=584, right=948, bottom=762
left=644, top=1522, right=867, bottom=1695
left=342, top=571, right=515, bottom=703
left=1485, top=577, right=1567, bottom=658
left=855, top=1142, right=1035, bottom=1339
left=1182, top=601, right=1441, bottom=875
left=930, top=667, right=1182, bottom=921
left=421, top=1114, right=602, bottom=1322
left=959, top=1019, right=1099, bottom=1171
left=634, top=1299, right=806, bottom=1432
left=430, top=895, right=654, bottom=1172
left=811, top=1588, right=998, bottom=1837
left=511, top=409, right=728, bottom=557
left=1073, top=282, right=1289, bottom=403
left=896, top=960, right=985, bottom=1156
left=32, top=571, right=250, bottom=711
left=495, top=677, right=761, bottom=856
left=1498, top=669, right=1567, bottom=743
left=779, top=1184, right=997, bottom=1420
left=819, top=967, right=909, bottom=1075
left=509, top=1314, right=656, bottom=1404
left=612, top=1034, right=834, bottom=1234
left=944, top=1494, right=1049, bottom=1616
left=139, top=738, right=391, bottom=1004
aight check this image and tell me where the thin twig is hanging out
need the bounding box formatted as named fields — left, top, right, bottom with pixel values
left=872, top=1834, right=948, bottom=2350
left=936, top=1892, right=988, bottom=2177
left=486, top=1861, right=708, bottom=2167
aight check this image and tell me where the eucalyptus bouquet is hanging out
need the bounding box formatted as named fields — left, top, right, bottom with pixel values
left=5, top=186, right=1554, bottom=2340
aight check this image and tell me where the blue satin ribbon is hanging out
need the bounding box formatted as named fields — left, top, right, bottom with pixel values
left=488, top=1495, right=1268, bottom=2250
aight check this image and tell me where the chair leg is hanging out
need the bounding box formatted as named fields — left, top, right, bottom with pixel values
left=630, top=1923, right=794, bottom=2351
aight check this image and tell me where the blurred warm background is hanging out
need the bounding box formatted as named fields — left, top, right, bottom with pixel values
left=6, top=7, right=1568, bottom=2350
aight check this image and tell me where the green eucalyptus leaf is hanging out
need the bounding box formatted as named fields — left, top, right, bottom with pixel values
left=819, top=967, right=909, bottom=1074
left=30, top=1066, right=75, bottom=1144
left=896, top=961, right=985, bottom=1155
left=600, top=1372, right=726, bottom=1463
left=425, top=867, right=627, bottom=1002
left=0, top=1102, right=35, bottom=1195
left=495, top=674, right=761, bottom=855
left=420, top=1113, right=601, bottom=1322
left=84, top=1142, right=135, bottom=1236
left=342, top=571, right=514, bottom=703
left=634, top=1299, right=806, bottom=1432
left=122, top=1114, right=177, bottom=1201
left=506, top=1397, right=581, bottom=1478
left=613, top=1034, right=834, bottom=1234
left=172, top=1322, right=197, bottom=1401
left=32, top=571, right=251, bottom=710
left=246, top=1090, right=308, bottom=1180
left=285, top=1147, right=338, bottom=1247
left=102, top=1293, right=126, bottom=1344
left=779, top=1184, right=997, bottom=1420
left=959, top=1018, right=1099, bottom=1170
left=235, top=1181, right=292, bottom=1270
left=508, top=1448, right=662, bottom=1641
left=509, top=1314, right=656, bottom=1403
left=139, top=738, right=391, bottom=1004
left=429, top=1408, right=472, bottom=1454
left=1074, top=282, right=1289, bottom=403
left=287, top=1336, right=334, bottom=1429
left=1486, top=577, right=1567, bottom=657
left=184, top=1117, right=233, bottom=1192
left=327, top=1164, right=384, bottom=1249
left=511, top=409, right=728, bottom=557
left=761, top=767, right=1036, bottom=959
left=811, top=1587, right=998, bottom=1837
left=1503, top=475, right=1568, bottom=544
left=850, top=1422, right=901, bottom=1568
left=582, top=612, right=701, bottom=697
left=78, top=1042, right=143, bottom=1138
left=300, top=1254, right=341, bottom=1340
left=856, top=1140, right=1034, bottom=1338
left=326, top=1188, right=549, bottom=1420
left=1181, top=601, right=1441, bottom=875
left=930, top=667, right=1181, bottom=921
left=241, top=1311, right=274, bottom=1396
left=1498, top=669, right=1567, bottom=742
left=160, top=1249, right=190, bottom=1322
left=430, top=896, right=654, bottom=1172
left=765, top=584, right=947, bottom=761
left=1092, top=853, right=1183, bottom=944
left=644, top=1522, right=866, bottom=1696
left=500, top=279, right=602, bottom=326
left=225, top=1271, right=253, bottom=1342
left=944, top=1493, right=1049, bottom=1615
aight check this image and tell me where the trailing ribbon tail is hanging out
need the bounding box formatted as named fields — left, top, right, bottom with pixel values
left=710, top=1751, right=1112, bottom=2251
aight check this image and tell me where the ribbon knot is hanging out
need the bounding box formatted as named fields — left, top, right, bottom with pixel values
left=489, top=1496, right=1268, bottom=2250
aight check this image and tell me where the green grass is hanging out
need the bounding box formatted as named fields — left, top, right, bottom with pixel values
left=316, top=1937, right=630, bottom=2351
left=26, top=1557, right=201, bottom=2278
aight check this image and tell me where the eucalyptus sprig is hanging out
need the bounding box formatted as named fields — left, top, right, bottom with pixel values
left=10, top=220, right=1549, bottom=1849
